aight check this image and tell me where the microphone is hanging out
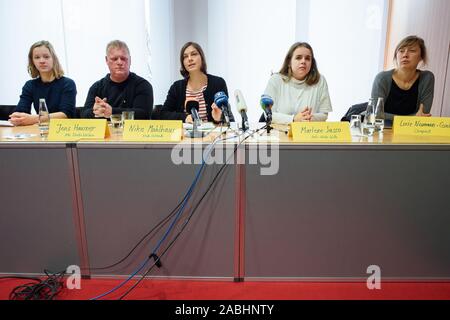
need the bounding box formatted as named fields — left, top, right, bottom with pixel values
left=260, top=94, right=274, bottom=133
left=235, top=89, right=249, bottom=132
left=186, top=100, right=201, bottom=127
left=260, top=94, right=273, bottom=120
left=185, top=100, right=204, bottom=138
left=214, top=91, right=231, bottom=126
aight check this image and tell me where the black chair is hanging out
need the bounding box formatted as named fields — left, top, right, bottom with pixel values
left=341, top=102, right=368, bottom=122
left=151, top=104, right=163, bottom=120
left=74, top=107, right=83, bottom=119
left=0, top=105, right=16, bottom=120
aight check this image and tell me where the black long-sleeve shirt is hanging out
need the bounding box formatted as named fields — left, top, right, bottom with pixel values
left=160, top=74, right=234, bottom=122
left=16, top=77, right=77, bottom=118
left=81, top=72, right=153, bottom=119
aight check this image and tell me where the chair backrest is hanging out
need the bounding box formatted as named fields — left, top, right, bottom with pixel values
left=0, top=105, right=16, bottom=120
left=151, top=104, right=163, bottom=120
left=341, top=102, right=368, bottom=122
left=74, top=107, right=83, bottom=119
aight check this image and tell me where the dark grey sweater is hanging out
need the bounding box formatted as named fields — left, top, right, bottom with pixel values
left=371, top=69, right=435, bottom=121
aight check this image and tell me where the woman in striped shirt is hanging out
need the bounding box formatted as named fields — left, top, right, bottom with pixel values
left=160, top=42, right=233, bottom=123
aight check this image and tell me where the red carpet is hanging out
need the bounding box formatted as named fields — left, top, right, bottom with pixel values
left=1, top=278, right=450, bottom=300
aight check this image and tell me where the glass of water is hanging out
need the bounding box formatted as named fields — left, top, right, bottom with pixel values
left=375, top=119, right=384, bottom=132
left=110, top=114, right=123, bottom=129
left=350, top=114, right=362, bottom=136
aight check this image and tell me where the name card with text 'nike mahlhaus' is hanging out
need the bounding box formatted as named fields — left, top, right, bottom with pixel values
left=289, top=122, right=351, bottom=142
left=123, top=120, right=183, bottom=142
left=48, top=119, right=110, bottom=141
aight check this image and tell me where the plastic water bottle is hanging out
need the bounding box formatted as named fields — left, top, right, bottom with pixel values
left=38, top=98, right=50, bottom=138
left=363, top=98, right=376, bottom=136
left=374, top=97, right=385, bottom=132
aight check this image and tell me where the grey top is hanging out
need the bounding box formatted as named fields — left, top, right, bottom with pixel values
left=371, top=69, right=435, bottom=121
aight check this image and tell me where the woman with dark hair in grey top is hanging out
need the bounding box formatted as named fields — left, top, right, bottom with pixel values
left=371, top=35, right=434, bottom=123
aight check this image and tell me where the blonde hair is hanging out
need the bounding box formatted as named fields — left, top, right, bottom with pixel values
left=394, top=35, right=428, bottom=65
left=106, top=40, right=130, bottom=56
left=28, top=40, right=64, bottom=79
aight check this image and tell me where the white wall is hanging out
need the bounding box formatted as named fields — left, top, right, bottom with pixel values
left=0, top=0, right=65, bottom=106
left=0, top=0, right=151, bottom=108
left=208, top=0, right=297, bottom=122
left=149, top=0, right=175, bottom=106
left=300, top=0, right=388, bottom=120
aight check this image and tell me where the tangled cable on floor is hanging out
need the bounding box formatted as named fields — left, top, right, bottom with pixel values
left=8, top=270, right=66, bottom=300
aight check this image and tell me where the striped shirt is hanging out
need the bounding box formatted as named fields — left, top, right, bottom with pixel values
left=186, top=85, right=208, bottom=121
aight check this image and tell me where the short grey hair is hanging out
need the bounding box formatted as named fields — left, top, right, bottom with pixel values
left=106, top=40, right=130, bottom=56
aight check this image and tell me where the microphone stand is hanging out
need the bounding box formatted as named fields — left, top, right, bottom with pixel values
left=265, top=111, right=273, bottom=134
left=240, top=111, right=249, bottom=132
left=221, top=106, right=231, bottom=130
left=188, top=110, right=205, bottom=138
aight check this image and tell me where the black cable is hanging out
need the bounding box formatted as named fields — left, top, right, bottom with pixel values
left=8, top=270, right=66, bottom=300
left=86, top=128, right=231, bottom=272
left=118, top=156, right=233, bottom=300
left=0, top=276, right=41, bottom=281
left=117, top=127, right=266, bottom=299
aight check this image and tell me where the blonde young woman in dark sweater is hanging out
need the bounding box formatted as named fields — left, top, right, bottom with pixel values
left=371, top=36, right=435, bottom=123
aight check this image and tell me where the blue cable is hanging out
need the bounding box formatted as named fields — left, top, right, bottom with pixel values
left=89, top=134, right=231, bottom=300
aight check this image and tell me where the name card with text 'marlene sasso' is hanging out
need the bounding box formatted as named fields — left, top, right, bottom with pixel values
left=122, top=120, right=183, bottom=142
left=393, top=116, right=450, bottom=143
left=48, top=119, right=110, bottom=141
left=289, top=122, right=351, bottom=142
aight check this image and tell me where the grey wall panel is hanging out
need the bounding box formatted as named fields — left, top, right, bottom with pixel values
left=0, top=148, right=80, bottom=274
left=245, top=148, right=450, bottom=279
left=77, top=147, right=236, bottom=278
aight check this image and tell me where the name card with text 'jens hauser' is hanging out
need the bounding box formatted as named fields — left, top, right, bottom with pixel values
left=123, top=120, right=183, bottom=142
left=393, top=116, right=450, bottom=140
left=48, top=119, right=110, bottom=141
left=289, top=122, right=351, bottom=142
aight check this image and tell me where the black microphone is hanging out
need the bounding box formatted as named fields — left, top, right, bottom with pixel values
left=185, top=100, right=204, bottom=138
left=235, top=89, right=249, bottom=131
left=186, top=100, right=201, bottom=127
left=214, top=91, right=231, bottom=126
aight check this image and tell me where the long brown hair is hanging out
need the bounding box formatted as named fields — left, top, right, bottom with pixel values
left=27, top=40, right=64, bottom=79
left=279, top=42, right=320, bottom=86
left=179, top=42, right=207, bottom=78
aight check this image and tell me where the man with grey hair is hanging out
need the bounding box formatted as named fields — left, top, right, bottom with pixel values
left=81, top=40, right=153, bottom=119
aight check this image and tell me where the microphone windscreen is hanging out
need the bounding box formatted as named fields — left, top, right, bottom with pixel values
left=260, top=94, right=274, bottom=109
left=186, top=100, right=200, bottom=114
left=214, top=91, right=229, bottom=109
left=235, top=90, right=247, bottom=112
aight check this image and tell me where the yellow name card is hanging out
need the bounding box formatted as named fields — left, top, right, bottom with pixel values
left=123, top=120, right=183, bottom=142
left=289, top=122, right=351, bottom=142
left=48, top=119, right=110, bottom=141
left=393, top=116, right=450, bottom=137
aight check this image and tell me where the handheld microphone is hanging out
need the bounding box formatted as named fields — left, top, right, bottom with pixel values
left=185, top=100, right=204, bottom=138
left=235, top=89, right=249, bottom=132
left=214, top=91, right=231, bottom=126
left=260, top=94, right=274, bottom=133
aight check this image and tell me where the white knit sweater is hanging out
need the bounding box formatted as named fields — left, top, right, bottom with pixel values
left=264, top=73, right=332, bottom=124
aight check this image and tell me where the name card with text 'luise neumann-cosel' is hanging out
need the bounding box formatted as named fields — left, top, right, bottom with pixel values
left=393, top=116, right=450, bottom=143
left=48, top=119, right=110, bottom=141
left=122, top=120, right=183, bottom=142
left=289, top=122, right=351, bottom=143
